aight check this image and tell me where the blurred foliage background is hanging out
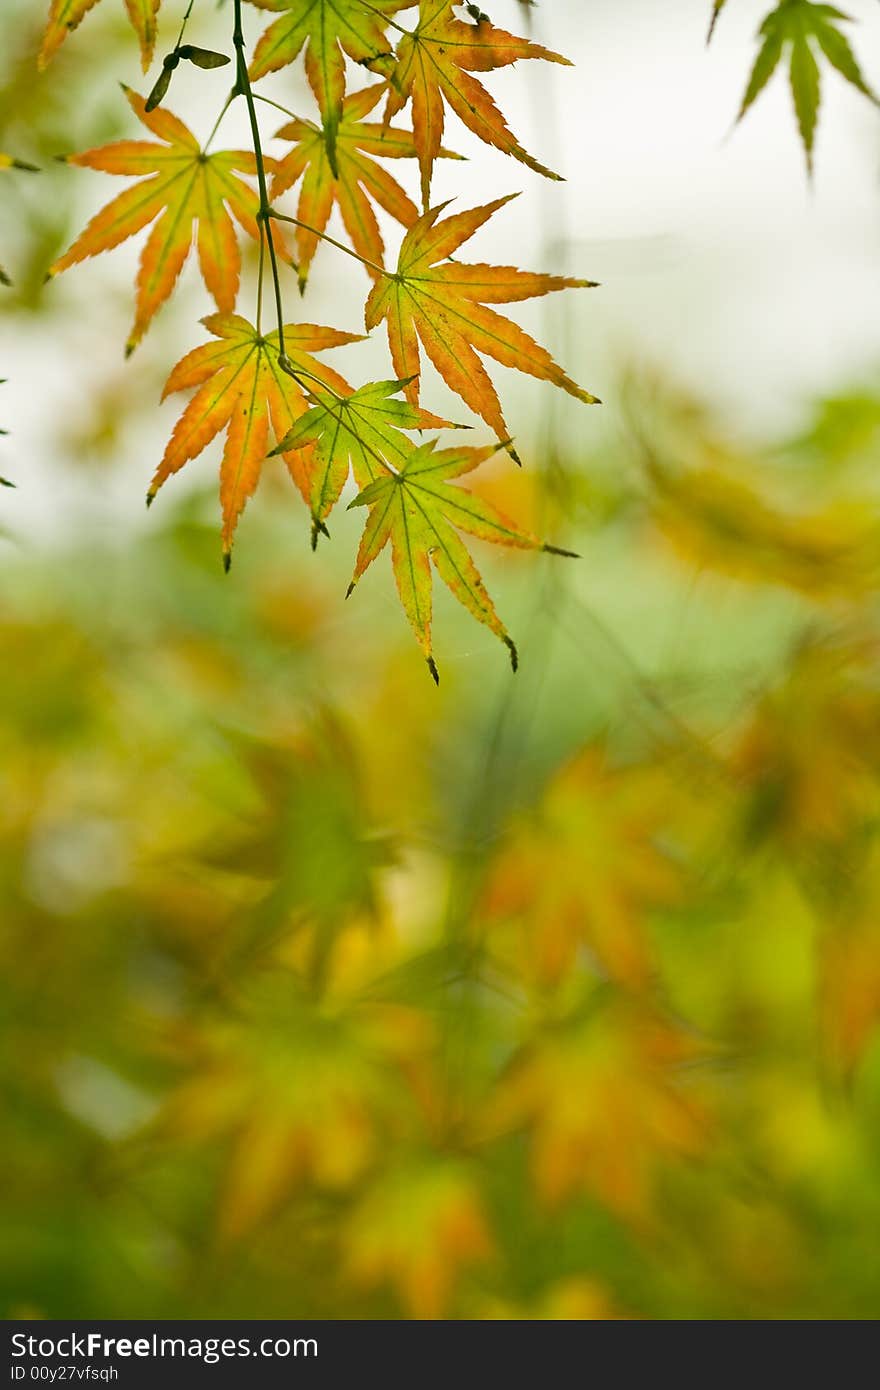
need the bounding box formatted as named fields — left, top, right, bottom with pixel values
left=3, top=0, right=880, bottom=1320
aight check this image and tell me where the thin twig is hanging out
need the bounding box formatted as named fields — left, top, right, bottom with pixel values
left=173, top=0, right=197, bottom=53
left=232, top=0, right=286, bottom=357
left=269, top=210, right=391, bottom=279
left=202, top=89, right=235, bottom=154
left=252, top=91, right=305, bottom=125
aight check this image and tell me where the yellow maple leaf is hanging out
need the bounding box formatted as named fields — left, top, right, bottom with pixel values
left=344, top=1159, right=493, bottom=1317
left=482, top=748, right=681, bottom=988
left=488, top=998, right=708, bottom=1217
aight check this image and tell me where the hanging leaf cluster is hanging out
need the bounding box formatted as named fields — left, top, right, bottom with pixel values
left=42, top=0, right=597, bottom=679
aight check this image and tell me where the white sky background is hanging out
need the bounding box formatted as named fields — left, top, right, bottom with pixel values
left=2, top=0, right=879, bottom=540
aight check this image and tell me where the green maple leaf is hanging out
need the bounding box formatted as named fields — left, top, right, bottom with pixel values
left=270, top=378, right=455, bottom=547
left=346, top=438, right=577, bottom=681
left=732, top=1, right=878, bottom=172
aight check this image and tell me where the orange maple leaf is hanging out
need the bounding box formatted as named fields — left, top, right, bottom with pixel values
left=271, top=82, right=461, bottom=288
left=148, top=312, right=360, bottom=565
left=364, top=196, right=599, bottom=452
left=50, top=88, right=283, bottom=355
left=384, top=0, right=570, bottom=206
left=39, top=0, right=162, bottom=72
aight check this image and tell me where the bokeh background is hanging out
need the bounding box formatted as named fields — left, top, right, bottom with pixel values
left=2, top=0, right=880, bottom=1319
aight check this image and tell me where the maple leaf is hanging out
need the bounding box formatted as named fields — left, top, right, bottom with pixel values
left=483, top=748, right=682, bottom=988
left=731, top=636, right=880, bottom=854
left=346, top=437, right=577, bottom=681
left=164, top=977, right=407, bottom=1240
left=345, top=1159, right=493, bottom=1318
left=647, top=455, right=880, bottom=598
left=247, top=0, right=410, bottom=169
left=271, top=82, right=461, bottom=289
left=734, top=1, right=879, bottom=172
left=39, top=0, right=162, bottom=73
left=488, top=998, right=708, bottom=1216
left=185, top=721, right=391, bottom=947
left=364, top=196, right=599, bottom=451
left=383, top=0, right=571, bottom=207
left=148, top=312, right=360, bottom=565
left=270, top=378, right=454, bottom=546
left=50, top=87, right=281, bottom=355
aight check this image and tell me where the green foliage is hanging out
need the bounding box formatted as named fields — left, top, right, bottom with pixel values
left=713, top=0, right=879, bottom=170
left=4, top=376, right=880, bottom=1318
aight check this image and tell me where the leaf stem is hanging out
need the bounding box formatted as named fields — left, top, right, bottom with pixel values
left=281, top=361, right=345, bottom=403
left=202, top=89, right=235, bottom=154
left=251, top=91, right=304, bottom=125
left=232, top=0, right=287, bottom=357
left=173, top=0, right=197, bottom=54
left=269, top=210, right=391, bottom=279
left=255, top=223, right=266, bottom=335
left=358, top=0, right=412, bottom=39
